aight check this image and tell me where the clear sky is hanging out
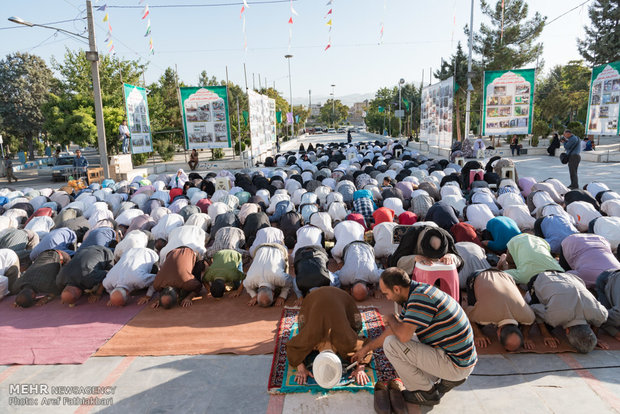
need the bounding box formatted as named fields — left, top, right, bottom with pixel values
left=0, top=0, right=593, bottom=103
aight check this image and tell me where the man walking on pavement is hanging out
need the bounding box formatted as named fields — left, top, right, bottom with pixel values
left=4, top=155, right=17, bottom=183
left=561, top=129, right=581, bottom=189
left=119, top=119, right=131, bottom=154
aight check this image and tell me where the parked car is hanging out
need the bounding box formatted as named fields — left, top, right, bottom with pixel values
left=37, top=154, right=77, bottom=181
left=337, top=128, right=346, bottom=133
left=327, top=128, right=337, bottom=134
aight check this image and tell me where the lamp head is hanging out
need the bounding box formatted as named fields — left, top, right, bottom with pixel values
left=8, top=16, right=33, bottom=26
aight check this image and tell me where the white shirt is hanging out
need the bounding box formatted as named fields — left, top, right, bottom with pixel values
left=336, top=242, right=382, bottom=285
left=373, top=222, right=399, bottom=259
left=115, top=230, right=149, bottom=262
left=331, top=221, right=365, bottom=262
left=567, top=201, right=601, bottom=232
left=103, top=247, right=158, bottom=294
left=116, top=209, right=145, bottom=226
left=292, top=225, right=324, bottom=257
left=119, top=124, right=130, bottom=137
left=309, top=212, right=335, bottom=241
left=466, top=204, right=495, bottom=230
left=159, top=225, right=207, bottom=264
left=244, top=244, right=293, bottom=299
left=503, top=205, right=536, bottom=230
left=151, top=213, right=185, bottom=240
left=249, top=227, right=285, bottom=257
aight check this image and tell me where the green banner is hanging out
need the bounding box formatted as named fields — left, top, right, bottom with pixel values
left=586, top=60, right=620, bottom=136
left=482, top=68, right=535, bottom=136
left=179, top=86, right=232, bottom=149
left=123, top=83, right=153, bottom=154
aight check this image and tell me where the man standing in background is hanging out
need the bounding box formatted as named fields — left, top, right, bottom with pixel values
left=561, top=129, right=581, bottom=189
left=119, top=119, right=131, bottom=154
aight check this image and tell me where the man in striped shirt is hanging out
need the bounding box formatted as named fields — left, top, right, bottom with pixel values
left=352, top=267, right=477, bottom=406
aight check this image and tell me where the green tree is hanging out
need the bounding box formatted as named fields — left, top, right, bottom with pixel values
left=319, top=99, right=349, bottom=127
left=0, top=52, right=53, bottom=160
left=536, top=60, right=591, bottom=128
left=198, top=70, right=219, bottom=87
left=147, top=67, right=184, bottom=148
left=469, top=0, right=546, bottom=70
left=578, top=0, right=620, bottom=65
left=44, top=49, right=146, bottom=154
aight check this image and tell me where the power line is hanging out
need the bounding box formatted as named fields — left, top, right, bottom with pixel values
left=545, top=0, right=592, bottom=27
left=107, top=0, right=296, bottom=8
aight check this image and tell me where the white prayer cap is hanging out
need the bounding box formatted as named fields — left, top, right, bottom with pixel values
left=312, top=350, right=342, bottom=389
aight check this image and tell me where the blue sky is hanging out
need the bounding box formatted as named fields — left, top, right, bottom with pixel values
left=0, top=0, right=593, bottom=103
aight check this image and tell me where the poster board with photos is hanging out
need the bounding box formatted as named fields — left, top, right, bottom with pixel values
left=180, top=86, right=232, bottom=149
left=123, top=83, right=153, bottom=154
left=586, top=60, right=620, bottom=136
left=420, top=76, right=454, bottom=148
left=248, top=90, right=277, bottom=157
left=482, top=69, right=535, bottom=136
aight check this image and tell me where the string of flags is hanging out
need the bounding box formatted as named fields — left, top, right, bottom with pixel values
left=325, top=0, right=333, bottom=51
left=141, top=2, right=154, bottom=55
left=288, top=0, right=298, bottom=51
left=96, top=3, right=115, bottom=55
left=240, top=0, right=249, bottom=52
left=379, top=0, right=385, bottom=44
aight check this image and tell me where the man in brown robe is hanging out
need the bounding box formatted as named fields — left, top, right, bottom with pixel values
left=140, top=247, right=204, bottom=309
left=286, top=286, right=372, bottom=386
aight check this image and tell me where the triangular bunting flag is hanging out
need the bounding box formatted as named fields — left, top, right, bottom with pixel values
left=325, top=9, right=332, bottom=17
left=96, top=4, right=107, bottom=11
left=326, top=19, right=332, bottom=26
left=326, top=0, right=333, bottom=5
left=108, top=22, right=112, bottom=32
left=240, top=5, right=245, bottom=17
left=103, top=13, right=109, bottom=22
left=144, top=26, right=151, bottom=37
left=288, top=17, right=293, bottom=24
left=243, top=0, right=250, bottom=8
left=104, top=32, right=111, bottom=42
left=142, top=5, right=149, bottom=19
left=325, top=43, right=331, bottom=51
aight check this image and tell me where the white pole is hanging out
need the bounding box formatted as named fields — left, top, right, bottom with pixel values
left=465, top=0, right=475, bottom=141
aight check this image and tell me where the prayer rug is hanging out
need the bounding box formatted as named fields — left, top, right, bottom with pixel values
left=267, top=306, right=397, bottom=394
left=0, top=297, right=145, bottom=365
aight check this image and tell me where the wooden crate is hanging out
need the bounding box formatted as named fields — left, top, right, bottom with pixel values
left=87, top=167, right=104, bottom=184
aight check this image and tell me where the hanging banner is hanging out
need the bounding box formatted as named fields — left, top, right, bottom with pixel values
left=248, top=90, right=276, bottom=157
left=123, top=83, right=153, bottom=154
left=420, top=76, right=454, bottom=148
left=586, top=60, right=620, bottom=136
left=482, top=68, right=535, bottom=136
left=179, top=86, right=232, bottom=150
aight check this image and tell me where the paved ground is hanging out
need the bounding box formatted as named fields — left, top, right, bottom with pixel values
left=1, top=133, right=620, bottom=413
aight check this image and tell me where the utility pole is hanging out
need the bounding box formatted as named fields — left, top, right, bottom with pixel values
left=285, top=55, right=294, bottom=138
left=465, top=0, right=475, bottom=141
left=331, top=84, right=336, bottom=128
left=85, top=0, right=109, bottom=178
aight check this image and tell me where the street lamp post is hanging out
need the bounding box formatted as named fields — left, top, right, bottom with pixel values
left=398, top=78, right=405, bottom=137
left=285, top=54, right=294, bottom=139
left=8, top=0, right=110, bottom=179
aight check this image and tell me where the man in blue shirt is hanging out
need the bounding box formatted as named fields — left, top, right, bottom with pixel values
left=73, top=149, right=88, bottom=168
left=561, top=129, right=581, bottom=189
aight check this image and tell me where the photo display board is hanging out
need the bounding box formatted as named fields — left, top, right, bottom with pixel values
left=586, top=60, right=620, bottom=136
left=248, top=90, right=277, bottom=157
left=482, top=69, right=535, bottom=136
left=180, top=86, right=232, bottom=149
left=123, top=83, right=153, bottom=154
left=420, top=76, right=454, bottom=148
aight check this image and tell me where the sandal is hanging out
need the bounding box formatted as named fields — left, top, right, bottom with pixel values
left=402, top=388, right=441, bottom=406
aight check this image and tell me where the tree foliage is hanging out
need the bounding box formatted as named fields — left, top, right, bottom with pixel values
left=0, top=53, right=53, bottom=159
left=319, top=99, right=349, bottom=127
left=469, top=0, right=546, bottom=70
left=578, top=0, right=620, bottom=65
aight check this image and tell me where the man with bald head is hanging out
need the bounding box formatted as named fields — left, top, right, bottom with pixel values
left=244, top=243, right=296, bottom=307
left=335, top=241, right=382, bottom=301
left=57, top=245, right=114, bottom=306
left=13, top=249, right=71, bottom=308
left=99, top=247, right=159, bottom=306
left=465, top=269, right=536, bottom=351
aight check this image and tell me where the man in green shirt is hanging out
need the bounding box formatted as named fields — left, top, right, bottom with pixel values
left=202, top=249, right=245, bottom=298
left=500, top=234, right=563, bottom=285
